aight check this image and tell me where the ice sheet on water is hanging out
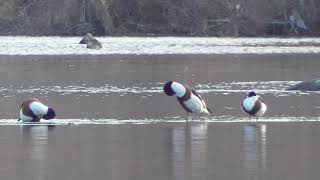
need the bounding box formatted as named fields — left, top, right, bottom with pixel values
left=1, top=36, right=320, bottom=55
left=1, top=116, right=320, bottom=126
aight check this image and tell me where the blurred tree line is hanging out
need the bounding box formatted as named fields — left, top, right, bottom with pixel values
left=0, top=0, right=319, bottom=36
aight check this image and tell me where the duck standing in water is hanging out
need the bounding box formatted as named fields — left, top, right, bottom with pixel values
left=79, top=33, right=102, bottom=49
left=19, top=98, right=56, bottom=123
left=163, top=81, right=212, bottom=120
left=242, top=91, right=267, bottom=121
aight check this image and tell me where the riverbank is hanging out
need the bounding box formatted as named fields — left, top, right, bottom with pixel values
left=1, top=0, right=319, bottom=37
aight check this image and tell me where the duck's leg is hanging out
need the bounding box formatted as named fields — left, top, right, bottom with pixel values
left=186, top=112, right=194, bottom=121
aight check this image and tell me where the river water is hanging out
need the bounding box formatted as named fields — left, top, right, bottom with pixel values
left=0, top=37, right=319, bottom=179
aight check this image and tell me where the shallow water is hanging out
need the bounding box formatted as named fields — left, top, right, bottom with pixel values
left=0, top=55, right=319, bottom=121
left=0, top=53, right=320, bottom=179
left=2, top=122, right=320, bottom=180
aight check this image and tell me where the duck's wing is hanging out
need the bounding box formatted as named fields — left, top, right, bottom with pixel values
left=177, top=97, right=193, bottom=113
left=191, top=89, right=201, bottom=99
left=191, top=89, right=212, bottom=114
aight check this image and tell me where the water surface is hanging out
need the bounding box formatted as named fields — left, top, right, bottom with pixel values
left=0, top=54, right=319, bottom=121
left=1, top=122, right=320, bottom=180
left=0, top=52, right=319, bottom=180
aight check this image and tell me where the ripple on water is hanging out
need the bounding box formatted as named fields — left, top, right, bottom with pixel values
left=0, top=81, right=315, bottom=97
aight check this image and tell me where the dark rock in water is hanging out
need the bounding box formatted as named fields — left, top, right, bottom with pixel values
left=79, top=33, right=102, bottom=49
left=286, top=79, right=320, bottom=91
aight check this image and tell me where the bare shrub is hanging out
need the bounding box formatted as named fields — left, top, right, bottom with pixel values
left=0, top=0, right=319, bottom=36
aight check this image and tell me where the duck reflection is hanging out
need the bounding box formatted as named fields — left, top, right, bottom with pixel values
left=171, top=123, right=208, bottom=179
left=242, top=123, right=267, bottom=179
left=20, top=125, right=54, bottom=179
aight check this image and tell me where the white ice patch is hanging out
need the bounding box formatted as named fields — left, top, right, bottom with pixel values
left=0, top=116, right=319, bottom=126
left=1, top=37, right=320, bottom=55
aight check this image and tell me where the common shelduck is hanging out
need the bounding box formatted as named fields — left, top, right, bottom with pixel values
left=79, top=33, right=102, bottom=49
left=242, top=91, right=267, bottom=120
left=163, top=81, right=211, bottom=120
left=19, top=98, right=56, bottom=122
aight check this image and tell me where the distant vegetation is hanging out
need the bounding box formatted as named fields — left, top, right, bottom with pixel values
left=0, top=0, right=319, bottom=36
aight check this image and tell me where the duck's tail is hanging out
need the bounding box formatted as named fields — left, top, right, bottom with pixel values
left=206, top=107, right=212, bottom=114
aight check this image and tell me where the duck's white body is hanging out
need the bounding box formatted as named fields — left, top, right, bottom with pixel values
left=164, top=81, right=211, bottom=115
left=184, top=93, right=209, bottom=114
